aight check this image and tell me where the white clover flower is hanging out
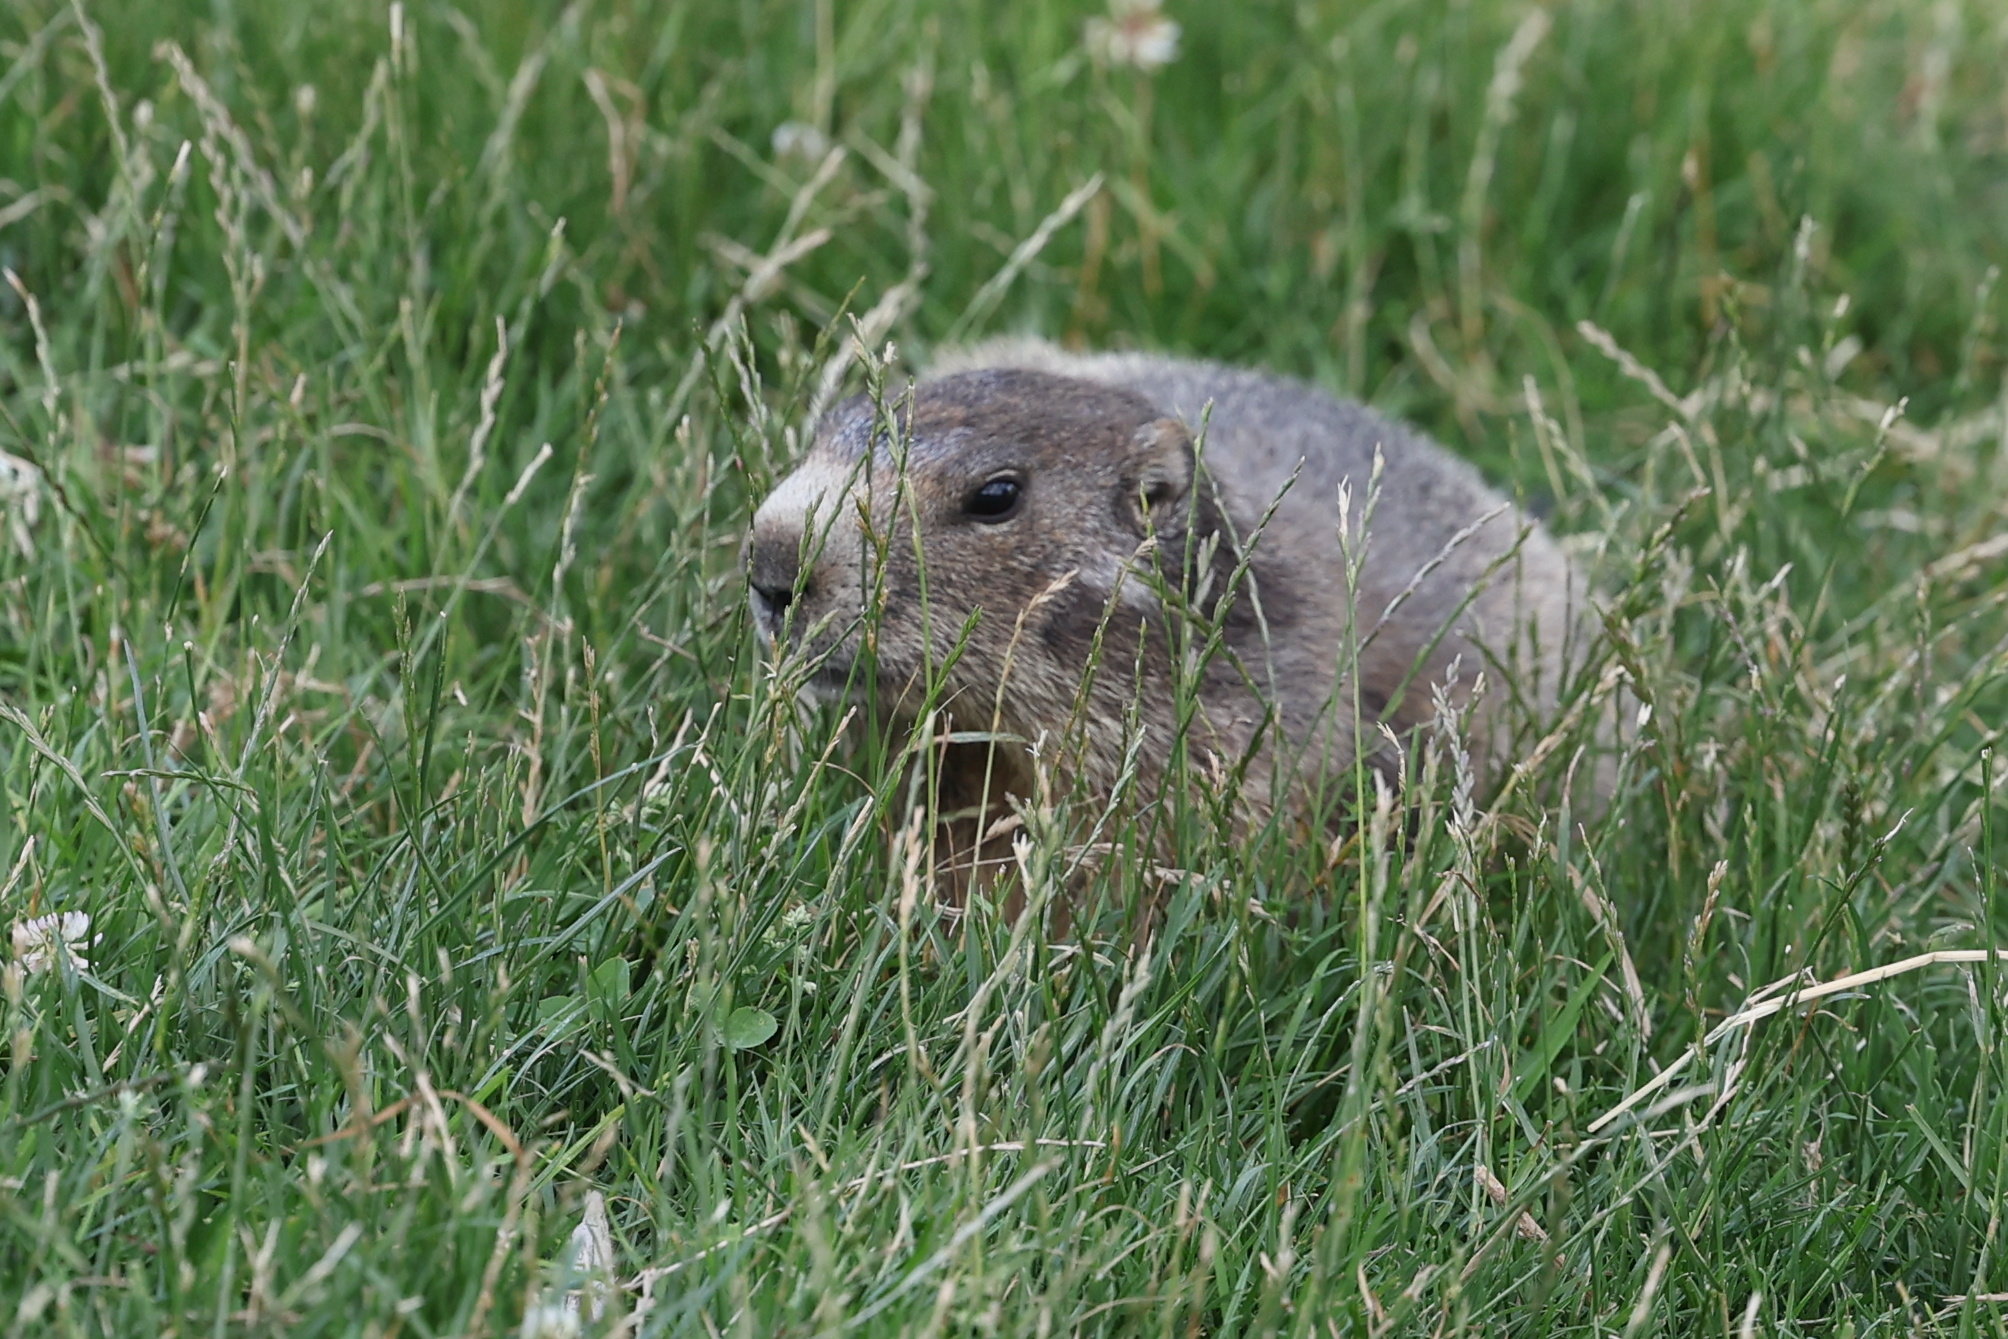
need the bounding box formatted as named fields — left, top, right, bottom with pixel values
left=761, top=901, right=817, bottom=948
left=11, top=911, right=98, bottom=974
left=0, top=448, right=42, bottom=557
left=770, top=120, right=832, bottom=165
left=1085, top=0, right=1181, bottom=71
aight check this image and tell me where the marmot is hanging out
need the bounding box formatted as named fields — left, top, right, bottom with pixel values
left=746, top=339, right=1601, bottom=892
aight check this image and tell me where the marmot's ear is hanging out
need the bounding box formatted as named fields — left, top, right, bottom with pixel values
left=1125, top=418, right=1194, bottom=526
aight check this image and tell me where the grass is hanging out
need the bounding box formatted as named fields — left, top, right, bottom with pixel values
left=2, top=0, right=2006, bottom=1332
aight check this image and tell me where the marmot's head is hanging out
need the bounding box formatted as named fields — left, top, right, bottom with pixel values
left=746, top=369, right=1203, bottom=728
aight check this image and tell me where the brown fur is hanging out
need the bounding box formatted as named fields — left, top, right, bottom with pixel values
left=746, top=339, right=1601, bottom=899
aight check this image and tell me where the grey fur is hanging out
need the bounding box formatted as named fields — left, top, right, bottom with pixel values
left=747, top=338, right=1601, bottom=891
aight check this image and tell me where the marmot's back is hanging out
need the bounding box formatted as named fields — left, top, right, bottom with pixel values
left=926, top=339, right=1588, bottom=715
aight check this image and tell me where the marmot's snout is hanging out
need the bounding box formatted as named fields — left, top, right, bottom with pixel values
left=746, top=456, right=855, bottom=647
left=745, top=529, right=805, bottom=637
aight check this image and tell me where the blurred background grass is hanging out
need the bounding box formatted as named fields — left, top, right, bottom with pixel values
left=2, top=0, right=2006, bottom=1333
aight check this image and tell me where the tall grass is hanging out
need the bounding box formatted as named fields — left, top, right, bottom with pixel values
left=2, top=0, right=2005, bottom=1332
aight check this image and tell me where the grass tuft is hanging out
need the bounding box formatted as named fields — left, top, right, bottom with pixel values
left=2, top=0, right=2006, bottom=1333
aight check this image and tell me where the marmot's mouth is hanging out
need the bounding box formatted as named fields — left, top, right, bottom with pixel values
left=810, top=658, right=862, bottom=691
left=762, top=620, right=933, bottom=712
left=804, top=653, right=940, bottom=714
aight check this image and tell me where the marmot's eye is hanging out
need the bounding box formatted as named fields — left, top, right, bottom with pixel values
left=963, top=476, right=1023, bottom=522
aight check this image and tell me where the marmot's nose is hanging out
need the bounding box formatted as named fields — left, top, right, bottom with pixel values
left=751, top=576, right=796, bottom=622
left=746, top=533, right=809, bottom=628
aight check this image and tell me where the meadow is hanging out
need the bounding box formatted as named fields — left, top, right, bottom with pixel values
left=2, top=0, right=2007, bottom=1333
